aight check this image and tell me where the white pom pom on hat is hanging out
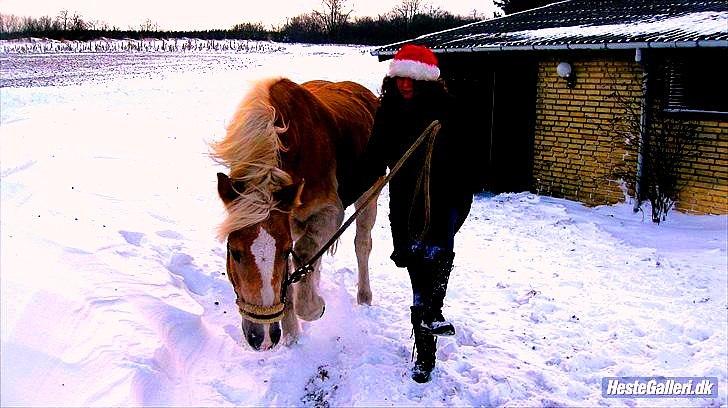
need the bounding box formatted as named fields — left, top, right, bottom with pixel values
left=388, top=44, right=440, bottom=81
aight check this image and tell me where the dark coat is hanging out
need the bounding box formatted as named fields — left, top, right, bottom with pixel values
left=346, top=82, right=474, bottom=259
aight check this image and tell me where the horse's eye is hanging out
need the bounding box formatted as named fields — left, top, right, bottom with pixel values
left=229, top=248, right=241, bottom=263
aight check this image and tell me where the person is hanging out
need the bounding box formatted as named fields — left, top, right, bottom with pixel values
left=348, top=44, right=474, bottom=383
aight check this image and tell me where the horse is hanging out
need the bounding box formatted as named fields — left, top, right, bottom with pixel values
left=211, top=77, right=380, bottom=351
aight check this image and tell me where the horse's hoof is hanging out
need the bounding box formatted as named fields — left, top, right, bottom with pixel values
left=295, top=294, right=326, bottom=321
left=282, top=333, right=300, bottom=347
left=357, top=290, right=372, bottom=306
left=296, top=302, right=326, bottom=321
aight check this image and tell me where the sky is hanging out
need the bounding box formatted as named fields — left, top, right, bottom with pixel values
left=0, top=0, right=501, bottom=30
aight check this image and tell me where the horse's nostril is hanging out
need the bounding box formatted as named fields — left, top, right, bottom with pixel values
left=270, top=322, right=281, bottom=346
left=245, top=325, right=264, bottom=351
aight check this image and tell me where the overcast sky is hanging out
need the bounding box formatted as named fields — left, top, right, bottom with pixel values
left=0, top=0, right=501, bottom=30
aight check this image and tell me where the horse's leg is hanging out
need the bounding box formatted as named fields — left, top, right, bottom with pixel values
left=281, top=289, right=300, bottom=344
left=292, top=256, right=324, bottom=322
left=293, top=204, right=342, bottom=321
left=354, top=192, right=378, bottom=305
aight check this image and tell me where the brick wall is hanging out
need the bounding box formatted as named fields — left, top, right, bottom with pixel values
left=534, top=58, right=640, bottom=206
left=533, top=56, right=728, bottom=214
left=677, top=120, right=728, bottom=214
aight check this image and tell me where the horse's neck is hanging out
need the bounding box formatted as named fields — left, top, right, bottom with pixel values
left=271, top=94, right=337, bottom=197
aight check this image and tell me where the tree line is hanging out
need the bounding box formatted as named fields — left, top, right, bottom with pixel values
left=0, top=0, right=492, bottom=45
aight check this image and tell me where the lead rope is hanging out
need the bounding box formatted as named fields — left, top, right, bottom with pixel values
left=411, top=327, right=416, bottom=362
left=409, top=124, right=438, bottom=242
left=285, top=120, right=442, bottom=287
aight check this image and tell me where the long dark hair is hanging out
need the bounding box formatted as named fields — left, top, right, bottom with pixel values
left=379, top=76, right=449, bottom=104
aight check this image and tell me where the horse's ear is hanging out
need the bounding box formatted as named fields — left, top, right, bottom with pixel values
left=274, top=179, right=304, bottom=211
left=217, top=172, right=240, bottom=205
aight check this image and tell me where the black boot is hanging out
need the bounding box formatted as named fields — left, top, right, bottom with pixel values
left=406, top=244, right=429, bottom=310
left=410, top=306, right=436, bottom=383
left=420, top=247, right=455, bottom=336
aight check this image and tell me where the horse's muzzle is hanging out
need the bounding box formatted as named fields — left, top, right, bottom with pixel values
left=242, top=320, right=281, bottom=351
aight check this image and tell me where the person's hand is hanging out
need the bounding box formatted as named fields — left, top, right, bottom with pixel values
left=390, top=249, right=409, bottom=268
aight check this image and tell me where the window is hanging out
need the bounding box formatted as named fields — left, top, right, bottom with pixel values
left=665, top=54, right=728, bottom=115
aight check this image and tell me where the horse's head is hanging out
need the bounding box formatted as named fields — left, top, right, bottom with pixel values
left=217, top=172, right=303, bottom=351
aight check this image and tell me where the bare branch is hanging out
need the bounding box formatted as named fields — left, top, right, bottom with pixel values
left=56, top=9, right=69, bottom=30
left=315, top=0, right=352, bottom=37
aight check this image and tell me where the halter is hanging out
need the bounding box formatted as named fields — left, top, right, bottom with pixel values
left=226, top=241, right=311, bottom=324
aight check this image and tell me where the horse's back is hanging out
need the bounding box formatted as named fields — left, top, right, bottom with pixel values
left=302, top=80, right=379, bottom=207
left=303, top=80, right=378, bottom=154
left=304, top=80, right=378, bottom=117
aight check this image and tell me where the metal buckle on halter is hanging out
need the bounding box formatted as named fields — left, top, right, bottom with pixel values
left=286, top=263, right=313, bottom=286
left=285, top=249, right=312, bottom=286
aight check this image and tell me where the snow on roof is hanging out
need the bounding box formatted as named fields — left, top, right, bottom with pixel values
left=514, top=11, right=728, bottom=42
left=374, top=0, right=728, bottom=55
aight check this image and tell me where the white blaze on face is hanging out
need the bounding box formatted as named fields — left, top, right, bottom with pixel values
left=251, top=228, right=276, bottom=306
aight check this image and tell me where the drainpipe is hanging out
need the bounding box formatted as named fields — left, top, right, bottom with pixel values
left=633, top=48, right=649, bottom=212
left=489, top=70, right=496, bottom=172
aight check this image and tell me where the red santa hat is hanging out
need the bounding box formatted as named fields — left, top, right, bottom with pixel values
left=388, top=44, right=440, bottom=81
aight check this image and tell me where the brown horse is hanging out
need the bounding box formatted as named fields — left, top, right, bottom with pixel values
left=211, top=77, right=379, bottom=350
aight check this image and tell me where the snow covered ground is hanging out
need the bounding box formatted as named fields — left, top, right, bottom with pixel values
left=1, top=42, right=726, bottom=407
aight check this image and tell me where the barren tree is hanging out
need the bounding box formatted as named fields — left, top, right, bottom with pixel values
left=70, top=13, right=86, bottom=31
left=314, top=0, right=352, bottom=38
left=393, top=0, right=422, bottom=29
left=0, top=14, right=24, bottom=33
left=424, top=5, right=448, bottom=18
left=140, top=18, right=159, bottom=31
left=601, top=77, right=699, bottom=223
left=38, top=15, right=55, bottom=31
left=56, top=9, right=69, bottom=30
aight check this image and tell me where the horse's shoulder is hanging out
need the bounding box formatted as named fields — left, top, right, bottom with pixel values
left=302, top=80, right=332, bottom=93
left=268, top=78, right=315, bottom=106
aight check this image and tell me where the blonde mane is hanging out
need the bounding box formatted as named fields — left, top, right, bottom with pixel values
left=211, top=78, right=292, bottom=240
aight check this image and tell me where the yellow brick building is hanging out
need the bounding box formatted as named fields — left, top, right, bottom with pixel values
left=533, top=55, right=727, bottom=214
left=374, top=0, right=728, bottom=215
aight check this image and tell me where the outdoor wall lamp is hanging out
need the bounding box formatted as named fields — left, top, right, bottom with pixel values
left=556, top=62, right=576, bottom=88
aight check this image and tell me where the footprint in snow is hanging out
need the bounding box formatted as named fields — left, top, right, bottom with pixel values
left=156, top=230, right=183, bottom=240
left=437, top=340, right=459, bottom=361
left=684, top=325, right=712, bottom=342
left=224, top=324, right=243, bottom=344
left=166, top=253, right=213, bottom=296
left=119, top=230, right=144, bottom=246
left=455, top=325, right=480, bottom=347
left=1, top=160, right=36, bottom=178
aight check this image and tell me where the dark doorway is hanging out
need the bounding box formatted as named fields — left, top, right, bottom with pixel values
left=443, top=54, right=537, bottom=194
left=489, top=58, right=537, bottom=193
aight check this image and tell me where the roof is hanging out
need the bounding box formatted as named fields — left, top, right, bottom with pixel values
left=373, top=0, right=728, bottom=55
